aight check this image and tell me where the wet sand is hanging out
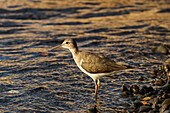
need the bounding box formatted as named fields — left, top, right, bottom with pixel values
left=0, top=0, right=170, bottom=112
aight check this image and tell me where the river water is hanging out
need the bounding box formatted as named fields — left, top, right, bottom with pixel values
left=0, top=0, right=169, bottom=112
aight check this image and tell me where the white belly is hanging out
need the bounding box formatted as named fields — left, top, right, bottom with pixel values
left=78, top=64, right=116, bottom=81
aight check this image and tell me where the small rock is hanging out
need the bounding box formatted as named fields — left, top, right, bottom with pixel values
left=158, top=90, right=163, bottom=96
left=121, top=109, right=129, bottom=113
left=7, top=90, right=20, bottom=94
left=140, top=86, right=150, bottom=94
left=123, top=102, right=131, bottom=107
left=143, top=96, right=152, bottom=101
left=131, top=102, right=143, bottom=110
left=161, top=93, right=168, bottom=99
left=151, top=94, right=156, bottom=99
left=151, top=98, right=160, bottom=109
left=151, top=70, right=159, bottom=78
left=151, top=44, right=169, bottom=55
left=148, top=86, right=155, bottom=92
left=139, top=106, right=152, bottom=112
left=164, top=65, right=169, bottom=72
left=30, top=86, right=48, bottom=93
left=144, top=92, right=155, bottom=97
left=162, top=76, right=170, bottom=92
left=137, top=94, right=143, bottom=100
left=141, top=101, right=151, bottom=106
left=159, top=104, right=169, bottom=113
left=121, top=84, right=129, bottom=92
left=164, top=110, right=170, bottom=113
left=122, top=91, right=131, bottom=97
left=151, top=79, right=156, bottom=84
left=162, top=98, right=170, bottom=106
left=144, top=87, right=155, bottom=96
left=138, top=76, right=144, bottom=81
left=129, top=96, right=136, bottom=101
left=40, top=52, right=49, bottom=56
left=152, top=103, right=159, bottom=110
left=157, top=65, right=164, bottom=70
left=148, top=110, right=154, bottom=113
left=130, top=85, right=139, bottom=94
left=155, top=79, right=165, bottom=86
left=87, top=105, right=98, bottom=113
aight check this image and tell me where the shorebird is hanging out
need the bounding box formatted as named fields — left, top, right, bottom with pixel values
left=52, top=39, right=132, bottom=102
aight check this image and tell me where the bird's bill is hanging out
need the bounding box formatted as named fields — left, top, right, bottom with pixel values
left=51, top=45, right=62, bottom=51
left=50, top=44, right=67, bottom=52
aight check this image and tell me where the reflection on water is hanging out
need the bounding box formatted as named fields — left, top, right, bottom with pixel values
left=0, top=0, right=169, bottom=112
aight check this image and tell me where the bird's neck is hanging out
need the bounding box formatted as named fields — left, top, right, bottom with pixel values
left=69, top=48, right=79, bottom=57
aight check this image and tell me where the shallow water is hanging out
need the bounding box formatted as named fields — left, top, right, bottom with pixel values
left=0, top=0, right=170, bottom=112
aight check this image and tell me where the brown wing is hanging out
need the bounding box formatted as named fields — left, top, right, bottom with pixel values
left=80, top=52, right=128, bottom=73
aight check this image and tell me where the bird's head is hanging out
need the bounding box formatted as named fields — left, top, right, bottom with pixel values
left=51, top=39, right=78, bottom=51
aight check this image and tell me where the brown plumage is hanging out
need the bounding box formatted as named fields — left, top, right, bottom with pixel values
left=78, top=51, right=128, bottom=73
left=52, top=38, right=132, bottom=102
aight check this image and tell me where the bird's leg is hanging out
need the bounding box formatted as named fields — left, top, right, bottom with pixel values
left=95, top=79, right=100, bottom=102
left=97, top=79, right=100, bottom=91
left=95, top=80, right=98, bottom=102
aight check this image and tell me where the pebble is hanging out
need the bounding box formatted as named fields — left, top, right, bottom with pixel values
left=157, top=98, right=170, bottom=113
left=139, top=106, right=152, bottom=112
left=122, top=91, right=131, bottom=97
left=122, top=64, right=169, bottom=112
left=164, top=65, right=169, bottom=72
left=148, top=110, right=154, bottom=113
left=151, top=44, right=169, bottom=55
left=131, top=101, right=143, bottom=110
left=141, top=101, right=150, bottom=106
left=158, top=90, right=163, bottom=95
left=144, top=91, right=155, bottom=97
left=161, top=93, right=168, bottom=99
left=151, top=98, right=160, bottom=106
left=128, top=96, right=136, bottom=101
left=152, top=103, right=159, bottom=110
left=121, top=109, right=129, bottom=113
left=161, top=98, right=170, bottom=106
left=130, top=85, right=139, bottom=94
left=155, top=79, right=165, bottom=86
left=162, top=77, right=170, bottom=92
left=87, top=105, right=98, bottom=113
left=40, top=52, right=49, bottom=56
left=144, top=87, right=155, bottom=97
left=151, top=70, right=158, bottom=78
left=7, top=90, right=20, bottom=94
left=123, top=102, right=131, bottom=107
left=137, top=94, right=143, bottom=100
left=159, top=104, right=169, bottom=113
left=138, top=76, right=144, bottom=81
left=164, top=110, right=170, bottom=113
left=121, top=84, right=129, bottom=92
left=143, top=96, right=152, bottom=100
left=140, top=86, right=150, bottom=94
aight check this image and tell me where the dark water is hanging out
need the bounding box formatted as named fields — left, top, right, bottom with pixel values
left=0, top=0, right=169, bottom=112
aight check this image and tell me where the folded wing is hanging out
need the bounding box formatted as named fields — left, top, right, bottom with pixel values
left=80, top=52, right=128, bottom=73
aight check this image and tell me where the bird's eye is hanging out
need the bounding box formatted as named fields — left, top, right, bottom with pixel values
left=65, top=42, right=69, bottom=44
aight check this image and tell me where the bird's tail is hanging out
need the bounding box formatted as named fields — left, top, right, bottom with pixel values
left=117, top=62, right=134, bottom=69
left=125, top=65, right=134, bottom=69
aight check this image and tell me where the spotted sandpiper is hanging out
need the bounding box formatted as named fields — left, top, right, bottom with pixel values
left=52, top=39, right=132, bottom=101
